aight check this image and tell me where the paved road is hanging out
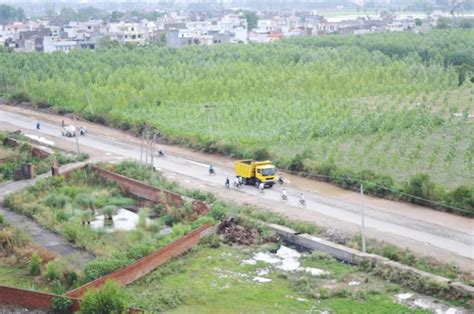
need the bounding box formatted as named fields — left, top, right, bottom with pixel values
left=0, top=172, right=94, bottom=269
left=0, top=108, right=472, bottom=270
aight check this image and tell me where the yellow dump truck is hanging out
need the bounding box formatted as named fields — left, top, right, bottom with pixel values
left=235, top=160, right=277, bottom=188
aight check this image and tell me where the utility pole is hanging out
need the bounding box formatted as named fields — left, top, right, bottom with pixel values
left=150, top=133, right=156, bottom=171
left=73, top=115, right=80, bottom=154
left=360, top=183, right=366, bottom=253
left=140, top=126, right=145, bottom=168
left=144, top=128, right=149, bottom=166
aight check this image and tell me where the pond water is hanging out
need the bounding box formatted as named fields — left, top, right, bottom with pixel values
left=91, top=208, right=150, bottom=232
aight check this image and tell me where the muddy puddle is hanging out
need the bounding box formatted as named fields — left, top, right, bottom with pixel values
left=395, top=292, right=467, bottom=314
left=241, top=245, right=329, bottom=283
left=91, top=208, right=151, bottom=232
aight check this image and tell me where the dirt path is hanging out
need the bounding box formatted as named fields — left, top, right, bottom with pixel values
left=0, top=206, right=94, bottom=269
left=0, top=103, right=472, bottom=273
left=0, top=165, right=94, bottom=269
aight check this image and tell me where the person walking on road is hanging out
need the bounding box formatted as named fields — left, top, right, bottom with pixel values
left=36, top=121, right=41, bottom=130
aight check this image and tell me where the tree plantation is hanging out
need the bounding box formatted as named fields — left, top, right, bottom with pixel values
left=0, top=29, right=473, bottom=212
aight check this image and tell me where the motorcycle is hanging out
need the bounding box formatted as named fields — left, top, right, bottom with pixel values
left=233, top=178, right=241, bottom=188
left=278, top=176, right=285, bottom=185
left=209, top=168, right=215, bottom=175
left=281, top=194, right=287, bottom=201
left=158, top=150, right=165, bottom=157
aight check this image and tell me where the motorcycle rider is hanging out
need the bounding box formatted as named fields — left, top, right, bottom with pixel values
left=278, top=175, right=284, bottom=185
left=209, top=165, right=215, bottom=175
left=258, top=182, right=265, bottom=193
left=225, top=177, right=230, bottom=188
left=299, top=192, right=306, bottom=205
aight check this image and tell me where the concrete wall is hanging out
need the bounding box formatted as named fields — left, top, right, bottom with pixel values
left=66, top=223, right=214, bottom=298
left=92, top=165, right=209, bottom=215
left=0, top=286, right=80, bottom=311
left=267, top=223, right=474, bottom=300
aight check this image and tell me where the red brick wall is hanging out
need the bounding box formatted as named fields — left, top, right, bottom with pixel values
left=91, top=166, right=209, bottom=215
left=32, top=146, right=52, bottom=158
left=0, top=286, right=80, bottom=311
left=66, top=223, right=214, bottom=298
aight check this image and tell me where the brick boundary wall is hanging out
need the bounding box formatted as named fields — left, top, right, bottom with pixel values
left=91, top=165, right=209, bottom=215
left=0, top=286, right=81, bottom=311
left=66, top=223, right=214, bottom=298
left=0, top=223, right=214, bottom=312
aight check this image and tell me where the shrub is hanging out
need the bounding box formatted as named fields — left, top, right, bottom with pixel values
left=200, top=234, right=220, bottom=248
left=35, top=101, right=50, bottom=109
left=208, top=203, right=225, bottom=221
left=0, top=213, right=4, bottom=224
left=9, top=91, right=30, bottom=103
left=62, top=223, right=81, bottom=244
left=253, top=147, right=271, bottom=160
left=51, top=279, right=65, bottom=294
left=288, top=153, right=306, bottom=172
left=161, top=214, right=178, bottom=226
left=381, top=244, right=401, bottom=262
left=44, top=261, right=62, bottom=282
left=83, top=257, right=130, bottom=281
left=44, top=194, right=70, bottom=209
left=108, top=196, right=134, bottom=207
left=137, top=208, right=149, bottom=229
left=75, top=193, right=96, bottom=211
left=55, top=210, right=69, bottom=223
left=65, top=270, right=79, bottom=288
left=81, top=210, right=94, bottom=224
left=404, top=173, right=438, bottom=205
left=51, top=296, right=73, bottom=314
left=444, top=185, right=473, bottom=214
left=101, top=205, right=117, bottom=220
left=152, top=203, right=165, bottom=217
left=80, top=280, right=127, bottom=314
left=29, top=253, right=41, bottom=276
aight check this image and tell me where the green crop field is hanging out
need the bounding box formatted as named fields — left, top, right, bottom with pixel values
left=0, top=30, right=473, bottom=211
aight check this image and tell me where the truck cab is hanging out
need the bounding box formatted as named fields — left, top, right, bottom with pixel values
left=235, top=160, right=277, bottom=188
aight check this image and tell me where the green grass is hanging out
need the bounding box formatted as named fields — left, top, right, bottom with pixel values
left=319, top=296, right=429, bottom=314
left=0, top=131, right=87, bottom=183
left=0, top=259, right=50, bottom=292
left=125, top=244, right=429, bottom=313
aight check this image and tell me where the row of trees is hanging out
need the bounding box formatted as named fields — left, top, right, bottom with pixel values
left=0, top=5, right=25, bottom=24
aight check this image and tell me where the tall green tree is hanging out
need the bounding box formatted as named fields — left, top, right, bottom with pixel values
left=243, top=10, right=258, bottom=30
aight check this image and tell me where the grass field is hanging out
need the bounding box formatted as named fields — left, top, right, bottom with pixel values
left=126, top=244, right=430, bottom=313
